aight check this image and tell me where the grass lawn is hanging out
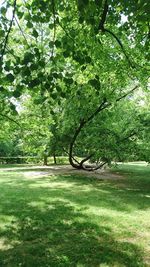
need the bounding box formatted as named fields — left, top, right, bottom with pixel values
left=0, top=164, right=149, bottom=267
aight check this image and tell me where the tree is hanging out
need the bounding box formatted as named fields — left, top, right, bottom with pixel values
left=0, top=0, right=149, bottom=169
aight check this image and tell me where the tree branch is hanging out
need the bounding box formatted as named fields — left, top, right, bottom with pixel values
left=79, top=154, right=94, bottom=167
left=14, top=16, right=30, bottom=48
left=104, top=29, right=134, bottom=68
left=0, top=0, right=17, bottom=61
left=116, top=84, right=139, bottom=102
left=98, top=0, right=134, bottom=68
left=0, top=113, right=20, bottom=126
left=69, top=84, right=139, bottom=170
left=51, top=0, right=56, bottom=58
left=98, top=0, right=108, bottom=31
left=63, top=148, right=80, bottom=165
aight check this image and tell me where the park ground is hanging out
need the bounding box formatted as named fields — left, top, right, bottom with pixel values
left=0, top=163, right=149, bottom=267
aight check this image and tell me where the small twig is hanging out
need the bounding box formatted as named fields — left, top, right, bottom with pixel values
left=14, top=16, right=30, bottom=48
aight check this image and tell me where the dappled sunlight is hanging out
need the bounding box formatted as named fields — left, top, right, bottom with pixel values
left=0, top=200, right=145, bottom=267
left=0, top=165, right=149, bottom=266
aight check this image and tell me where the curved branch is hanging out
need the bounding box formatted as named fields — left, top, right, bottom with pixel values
left=91, top=161, right=107, bottom=171
left=104, top=28, right=134, bottom=68
left=69, top=84, right=139, bottom=170
left=97, top=0, right=134, bottom=68
left=79, top=161, right=107, bottom=172
left=79, top=154, right=94, bottom=167
left=0, top=0, right=17, bottom=61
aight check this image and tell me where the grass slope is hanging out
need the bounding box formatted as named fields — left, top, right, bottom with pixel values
left=0, top=164, right=149, bottom=267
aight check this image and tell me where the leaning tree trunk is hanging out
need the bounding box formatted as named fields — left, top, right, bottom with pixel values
left=68, top=85, right=139, bottom=171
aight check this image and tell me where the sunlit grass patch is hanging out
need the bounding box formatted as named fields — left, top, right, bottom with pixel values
left=0, top=164, right=149, bottom=266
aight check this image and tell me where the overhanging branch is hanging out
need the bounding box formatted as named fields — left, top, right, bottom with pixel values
left=0, top=0, right=17, bottom=61
left=98, top=0, right=134, bottom=68
left=69, top=84, right=139, bottom=170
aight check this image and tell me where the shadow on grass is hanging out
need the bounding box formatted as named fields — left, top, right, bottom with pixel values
left=0, top=200, right=145, bottom=267
left=0, top=165, right=149, bottom=266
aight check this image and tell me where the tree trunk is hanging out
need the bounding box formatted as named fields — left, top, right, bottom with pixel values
left=53, top=153, right=57, bottom=164
left=43, top=155, right=48, bottom=166
left=68, top=85, right=139, bottom=171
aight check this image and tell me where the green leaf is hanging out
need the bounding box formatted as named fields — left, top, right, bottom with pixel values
left=1, top=7, right=6, bottom=15
left=10, top=103, right=18, bottom=114
left=6, top=73, right=15, bottom=82
left=33, top=29, right=38, bottom=38
left=55, top=40, right=61, bottom=48
left=39, top=60, right=45, bottom=68
left=63, top=51, right=70, bottom=58
left=51, top=93, right=57, bottom=100
left=13, top=90, right=22, bottom=98
left=85, top=56, right=92, bottom=63
left=49, top=41, right=54, bottom=47
left=53, top=72, right=59, bottom=79
left=23, top=53, right=34, bottom=64
left=29, top=78, right=40, bottom=88
left=0, top=29, right=5, bottom=37
left=27, top=21, right=33, bottom=28
left=0, top=86, right=5, bottom=92
left=23, top=68, right=31, bottom=76
left=88, top=79, right=100, bottom=88
left=56, top=86, right=62, bottom=92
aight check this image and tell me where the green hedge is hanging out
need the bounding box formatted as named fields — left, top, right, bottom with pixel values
left=0, top=157, right=41, bottom=164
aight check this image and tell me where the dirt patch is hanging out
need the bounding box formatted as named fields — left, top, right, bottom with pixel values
left=0, top=165, right=124, bottom=180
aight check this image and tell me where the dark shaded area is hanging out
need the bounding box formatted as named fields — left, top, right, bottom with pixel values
left=0, top=201, right=145, bottom=267
left=0, top=165, right=149, bottom=266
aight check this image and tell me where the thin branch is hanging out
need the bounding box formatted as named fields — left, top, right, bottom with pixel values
left=14, top=16, right=30, bottom=48
left=91, top=161, right=107, bottom=171
left=81, top=161, right=107, bottom=171
left=63, top=148, right=80, bottom=165
left=104, top=29, right=134, bottom=68
left=58, top=21, right=75, bottom=42
left=0, top=0, right=17, bottom=61
left=0, top=113, right=20, bottom=126
left=79, top=154, right=94, bottom=167
left=86, top=98, right=108, bottom=123
left=98, top=0, right=134, bottom=68
left=51, top=0, right=56, bottom=58
left=5, top=45, right=17, bottom=59
left=116, top=84, right=139, bottom=102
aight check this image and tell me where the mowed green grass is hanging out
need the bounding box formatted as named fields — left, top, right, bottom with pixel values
left=0, top=164, right=149, bottom=267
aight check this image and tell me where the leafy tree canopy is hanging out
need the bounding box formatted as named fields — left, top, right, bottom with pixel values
left=0, top=0, right=149, bottom=169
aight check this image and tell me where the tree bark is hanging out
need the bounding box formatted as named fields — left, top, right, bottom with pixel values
left=43, top=155, right=48, bottom=166
left=53, top=153, right=57, bottom=164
